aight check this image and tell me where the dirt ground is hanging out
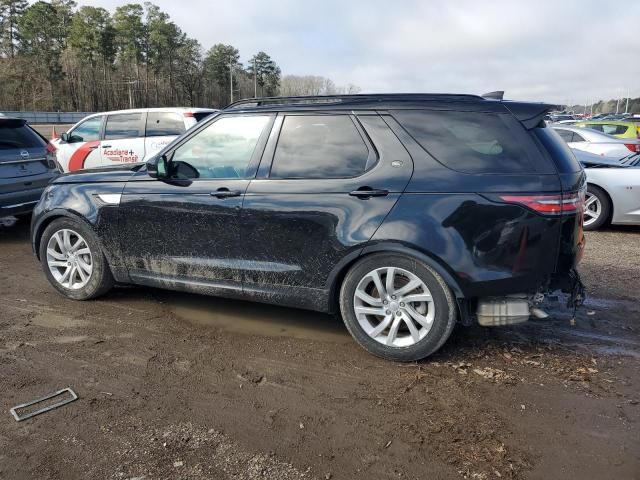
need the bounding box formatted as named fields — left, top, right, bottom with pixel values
left=0, top=217, right=638, bottom=480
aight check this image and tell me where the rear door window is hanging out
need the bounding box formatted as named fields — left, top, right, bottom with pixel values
left=270, top=115, right=370, bottom=179
left=394, top=110, right=543, bottom=173
left=146, top=112, right=185, bottom=137
left=104, top=113, right=144, bottom=140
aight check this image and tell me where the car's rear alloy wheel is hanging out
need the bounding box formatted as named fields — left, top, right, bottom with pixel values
left=40, top=218, right=114, bottom=300
left=583, top=185, right=611, bottom=231
left=46, top=229, right=93, bottom=290
left=340, top=253, right=457, bottom=361
left=354, top=267, right=435, bottom=348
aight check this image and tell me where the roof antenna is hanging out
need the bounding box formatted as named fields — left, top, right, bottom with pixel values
left=482, top=91, right=504, bottom=100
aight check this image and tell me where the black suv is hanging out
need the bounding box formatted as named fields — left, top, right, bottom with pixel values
left=1, top=117, right=60, bottom=217
left=31, top=94, right=586, bottom=361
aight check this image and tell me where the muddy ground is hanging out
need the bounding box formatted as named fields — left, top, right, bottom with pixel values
left=0, top=217, right=638, bottom=480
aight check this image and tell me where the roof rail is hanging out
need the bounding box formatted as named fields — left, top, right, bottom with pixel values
left=225, top=93, right=486, bottom=110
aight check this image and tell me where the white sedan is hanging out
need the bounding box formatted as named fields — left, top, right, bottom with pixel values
left=572, top=150, right=640, bottom=230
left=554, top=125, right=640, bottom=158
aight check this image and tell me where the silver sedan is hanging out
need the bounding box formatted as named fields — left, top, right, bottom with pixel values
left=572, top=149, right=640, bottom=230
left=554, top=125, right=640, bottom=158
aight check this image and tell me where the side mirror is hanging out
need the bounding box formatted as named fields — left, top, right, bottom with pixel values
left=147, top=154, right=169, bottom=179
left=59, top=132, right=69, bottom=143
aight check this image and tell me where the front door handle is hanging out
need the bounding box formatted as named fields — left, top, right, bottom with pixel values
left=349, top=188, right=389, bottom=199
left=211, top=188, right=241, bottom=199
left=101, top=144, right=112, bottom=148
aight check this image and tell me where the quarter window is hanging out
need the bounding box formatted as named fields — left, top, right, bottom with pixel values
left=396, top=110, right=537, bottom=174
left=70, top=116, right=102, bottom=142
left=104, top=113, right=143, bottom=140
left=270, top=115, right=370, bottom=179
left=170, top=115, right=270, bottom=179
left=146, top=112, right=185, bottom=137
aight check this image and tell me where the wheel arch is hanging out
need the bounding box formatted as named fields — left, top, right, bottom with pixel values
left=327, top=242, right=466, bottom=313
left=33, top=210, right=99, bottom=261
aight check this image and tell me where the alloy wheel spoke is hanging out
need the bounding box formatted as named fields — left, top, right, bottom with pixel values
left=63, top=230, right=72, bottom=252
left=355, top=306, right=387, bottom=316
left=393, top=279, right=421, bottom=298
left=59, top=266, right=72, bottom=285
left=76, top=264, right=88, bottom=282
left=585, top=196, right=597, bottom=207
left=370, top=270, right=386, bottom=298
left=70, top=238, right=83, bottom=252
left=75, top=247, right=91, bottom=256
left=403, top=293, right=432, bottom=304
left=49, top=260, right=68, bottom=268
left=355, top=289, right=383, bottom=306
left=405, top=305, right=432, bottom=328
left=385, top=267, right=395, bottom=296
left=77, top=257, right=92, bottom=275
left=403, top=313, right=421, bottom=343
left=386, top=316, right=402, bottom=346
left=47, top=248, right=66, bottom=261
left=370, top=314, right=394, bottom=337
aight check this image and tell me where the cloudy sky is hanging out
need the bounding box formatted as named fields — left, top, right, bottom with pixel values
left=75, top=0, right=639, bottom=104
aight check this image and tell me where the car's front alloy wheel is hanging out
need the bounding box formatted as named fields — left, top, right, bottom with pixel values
left=583, top=184, right=611, bottom=231
left=39, top=217, right=114, bottom=300
left=46, top=228, right=93, bottom=289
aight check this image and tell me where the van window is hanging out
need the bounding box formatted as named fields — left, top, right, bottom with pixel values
left=70, top=116, right=102, bottom=143
left=146, top=112, right=185, bottom=137
left=270, top=115, right=369, bottom=179
left=395, top=110, right=539, bottom=174
left=104, top=113, right=143, bottom=140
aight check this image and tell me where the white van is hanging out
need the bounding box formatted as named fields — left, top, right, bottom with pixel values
left=54, top=107, right=218, bottom=172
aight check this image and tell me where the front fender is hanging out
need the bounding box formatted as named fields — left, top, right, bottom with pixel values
left=31, top=182, right=126, bottom=270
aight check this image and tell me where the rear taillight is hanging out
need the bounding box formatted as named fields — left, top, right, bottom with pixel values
left=183, top=112, right=195, bottom=118
left=624, top=143, right=640, bottom=153
left=499, top=191, right=584, bottom=215
left=46, top=142, right=60, bottom=171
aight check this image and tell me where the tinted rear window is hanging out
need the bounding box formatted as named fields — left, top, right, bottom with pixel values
left=395, top=110, right=542, bottom=174
left=146, top=112, right=185, bottom=137
left=0, top=123, right=46, bottom=150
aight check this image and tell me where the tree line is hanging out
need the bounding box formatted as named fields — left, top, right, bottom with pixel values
left=0, top=0, right=360, bottom=112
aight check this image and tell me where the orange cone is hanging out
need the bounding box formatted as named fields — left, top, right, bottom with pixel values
left=51, top=125, right=58, bottom=140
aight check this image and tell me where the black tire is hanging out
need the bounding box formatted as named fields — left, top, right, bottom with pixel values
left=339, top=253, right=457, bottom=361
left=39, top=217, right=114, bottom=300
left=584, top=184, right=611, bottom=231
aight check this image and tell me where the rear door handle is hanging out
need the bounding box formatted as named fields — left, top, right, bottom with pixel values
left=211, top=188, right=241, bottom=199
left=349, top=188, right=389, bottom=199
left=101, top=144, right=112, bottom=148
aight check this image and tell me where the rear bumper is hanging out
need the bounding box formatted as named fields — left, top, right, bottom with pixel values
left=0, top=186, right=46, bottom=216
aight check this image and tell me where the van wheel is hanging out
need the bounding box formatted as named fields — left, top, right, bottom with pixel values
left=39, top=217, right=114, bottom=300
left=584, top=185, right=610, bottom=231
left=339, top=253, right=457, bottom=361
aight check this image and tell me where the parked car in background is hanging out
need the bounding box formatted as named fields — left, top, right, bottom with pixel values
left=1, top=117, right=60, bottom=217
left=31, top=94, right=586, bottom=361
left=572, top=149, right=640, bottom=230
left=575, top=120, right=640, bottom=140
left=53, top=107, right=218, bottom=172
left=552, top=125, right=640, bottom=156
